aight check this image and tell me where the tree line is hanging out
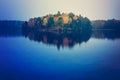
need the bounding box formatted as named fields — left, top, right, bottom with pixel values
left=23, top=12, right=120, bottom=31
left=91, top=19, right=120, bottom=30
left=25, top=11, right=92, bottom=31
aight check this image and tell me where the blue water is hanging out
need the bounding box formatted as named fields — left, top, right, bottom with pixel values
left=0, top=21, right=120, bottom=80
left=0, top=36, right=120, bottom=80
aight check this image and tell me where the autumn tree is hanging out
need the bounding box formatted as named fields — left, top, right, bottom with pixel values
left=26, top=12, right=92, bottom=30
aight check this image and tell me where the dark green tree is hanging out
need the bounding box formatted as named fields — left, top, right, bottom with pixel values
left=47, top=17, right=54, bottom=28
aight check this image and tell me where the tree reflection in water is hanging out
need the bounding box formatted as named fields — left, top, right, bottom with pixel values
left=92, top=30, right=120, bottom=40
left=22, top=23, right=120, bottom=50
left=0, top=21, right=120, bottom=50
left=22, top=28, right=92, bottom=50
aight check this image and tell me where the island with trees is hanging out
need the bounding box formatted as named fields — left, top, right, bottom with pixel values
left=22, top=11, right=92, bottom=32
left=23, top=11, right=120, bottom=32
left=0, top=14, right=120, bottom=49
left=22, top=12, right=120, bottom=48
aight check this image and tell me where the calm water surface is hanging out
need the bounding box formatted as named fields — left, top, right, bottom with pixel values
left=0, top=22, right=120, bottom=80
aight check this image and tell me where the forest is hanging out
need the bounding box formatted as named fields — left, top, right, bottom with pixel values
left=23, top=11, right=120, bottom=31
left=23, top=11, right=92, bottom=31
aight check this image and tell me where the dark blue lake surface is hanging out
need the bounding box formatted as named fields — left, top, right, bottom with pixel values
left=0, top=21, right=120, bottom=80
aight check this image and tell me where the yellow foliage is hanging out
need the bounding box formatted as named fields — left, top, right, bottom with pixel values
left=61, top=14, right=69, bottom=24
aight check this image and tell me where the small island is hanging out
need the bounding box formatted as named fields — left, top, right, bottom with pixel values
left=22, top=11, right=92, bottom=31
left=23, top=11, right=120, bottom=32
left=21, top=12, right=120, bottom=49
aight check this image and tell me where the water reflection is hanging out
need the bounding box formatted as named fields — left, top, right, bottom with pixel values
left=0, top=21, right=23, bottom=37
left=22, top=29, right=92, bottom=50
left=92, top=30, right=120, bottom=40
left=22, top=26, right=120, bottom=50
left=0, top=21, right=120, bottom=49
left=0, top=21, right=120, bottom=80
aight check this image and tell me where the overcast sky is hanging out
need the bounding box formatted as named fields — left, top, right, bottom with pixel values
left=0, top=0, right=120, bottom=20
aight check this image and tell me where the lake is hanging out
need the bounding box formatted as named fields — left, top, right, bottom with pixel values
left=0, top=21, right=120, bottom=80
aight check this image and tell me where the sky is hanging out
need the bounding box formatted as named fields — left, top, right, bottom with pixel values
left=0, top=0, right=120, bottom=20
